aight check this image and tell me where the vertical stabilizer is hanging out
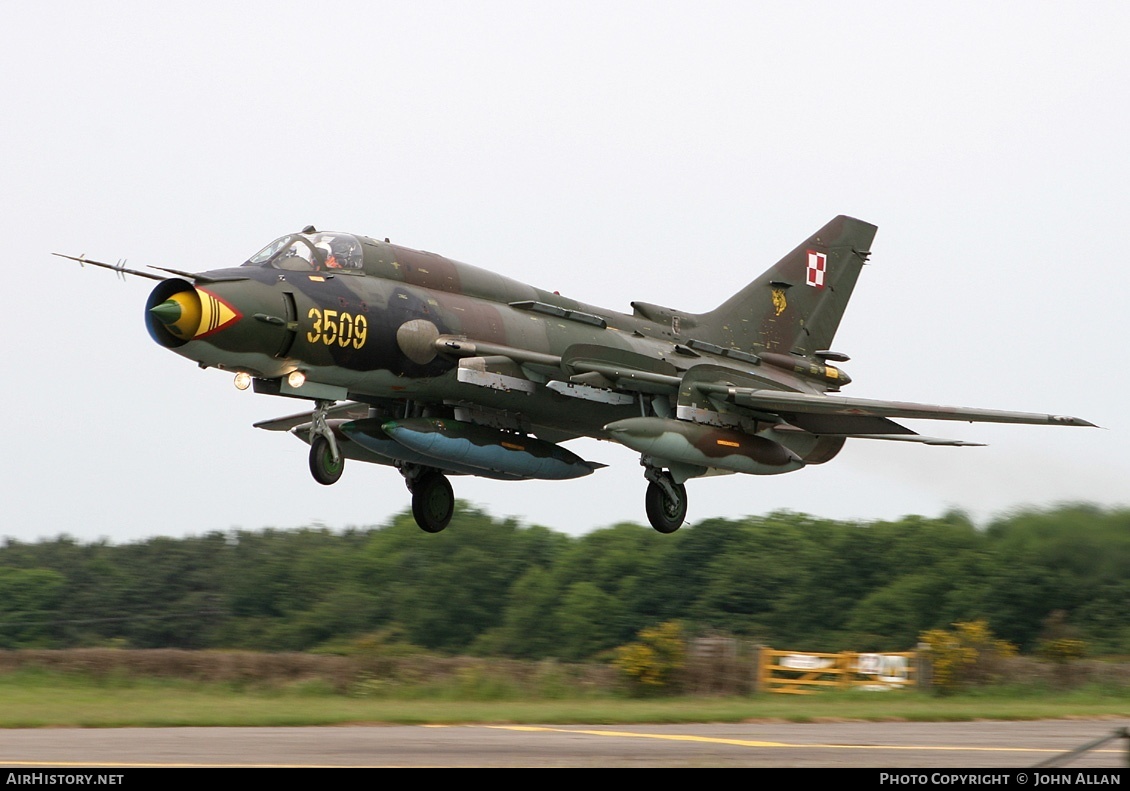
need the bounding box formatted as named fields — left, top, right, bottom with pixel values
left=699, top=215, right=877, bottom=356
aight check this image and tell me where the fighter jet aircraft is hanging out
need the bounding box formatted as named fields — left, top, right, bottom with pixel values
left=58, top=216, right=1094, bottom=533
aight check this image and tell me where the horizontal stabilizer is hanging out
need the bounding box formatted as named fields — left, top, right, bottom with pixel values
left=844, top=434, right=987, bottom=447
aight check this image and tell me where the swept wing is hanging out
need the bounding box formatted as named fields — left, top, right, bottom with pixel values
left=700, top=384, right=1096, bottom=428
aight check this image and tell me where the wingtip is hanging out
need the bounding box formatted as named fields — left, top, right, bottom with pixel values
left=1053, top=416, right=1099, bottom=428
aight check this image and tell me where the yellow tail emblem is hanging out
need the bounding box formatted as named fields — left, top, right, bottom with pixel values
left=771, top=288, right=787, bottom=316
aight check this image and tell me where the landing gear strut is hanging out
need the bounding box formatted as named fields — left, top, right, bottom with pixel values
left=403, top=467, right=454, bottom=533
left=308, top=400, right=343, bottom=485
left=643, top=467, right=687, bottom=534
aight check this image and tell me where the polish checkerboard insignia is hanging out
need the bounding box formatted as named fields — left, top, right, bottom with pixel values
left=806, top=250, right=826, bottom=288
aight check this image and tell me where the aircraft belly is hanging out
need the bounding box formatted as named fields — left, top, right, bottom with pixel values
left=286, top=364, right=635, bottom=441
left=436, top=377, right=637, bottom=439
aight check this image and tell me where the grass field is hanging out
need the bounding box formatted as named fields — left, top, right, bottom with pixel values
left=2, top=670, right=1129, bottom=728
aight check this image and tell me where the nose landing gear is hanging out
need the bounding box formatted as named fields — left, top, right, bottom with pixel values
left=309, top=434, right=344, bottom=485
left=307, top=400, right=344, bottom=485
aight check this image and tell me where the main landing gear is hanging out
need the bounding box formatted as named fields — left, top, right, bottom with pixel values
left=403, top=466, right=454, bottom=533
left=643, top=466, right=687, bottom=534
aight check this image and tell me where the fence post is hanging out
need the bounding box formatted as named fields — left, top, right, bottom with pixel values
left=916, top=642, right=931, bottom=690
left=753, top=645, right=765, bottom=694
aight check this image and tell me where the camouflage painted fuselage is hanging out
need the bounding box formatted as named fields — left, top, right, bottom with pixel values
left=147, top=227, right=854, bottom=447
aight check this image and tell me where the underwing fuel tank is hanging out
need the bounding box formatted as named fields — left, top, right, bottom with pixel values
left=604, top=417, right=805, bottom=476
left=340, top=418, right=524, bottom=480
left=381, top=418, right=597, bottom=480
left=338, top=419, right=460, bottom=468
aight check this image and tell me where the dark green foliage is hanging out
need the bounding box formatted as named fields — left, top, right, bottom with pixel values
left=1, top=503, right=1128, bottom=659
left=0, top=567, right=66, bottom=648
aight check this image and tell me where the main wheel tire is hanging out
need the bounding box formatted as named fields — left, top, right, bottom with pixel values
left=411, top=472, right=454, bottom=533
left=645, top=477, right=687, bottom=534
left=309, top=435, right=344, bottom=485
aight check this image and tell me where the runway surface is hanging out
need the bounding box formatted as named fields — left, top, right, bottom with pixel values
left=1, top=720, right=1127, bottom=768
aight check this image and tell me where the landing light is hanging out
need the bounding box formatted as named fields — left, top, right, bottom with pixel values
left=287, top=370, right=307, bottom=388
left=233, top=372, right=252, bottom=391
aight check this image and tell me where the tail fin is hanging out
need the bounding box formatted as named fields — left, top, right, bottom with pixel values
left=698, top=215, right=877, bottom=356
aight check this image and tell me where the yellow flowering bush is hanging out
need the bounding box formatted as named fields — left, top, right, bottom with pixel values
left=613, top=620, right=687, bottom=692
left=920, top=620, right=1017, bottom=692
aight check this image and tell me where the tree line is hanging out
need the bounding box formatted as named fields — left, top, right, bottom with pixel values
left=1, top=503, right=1127, bottom=659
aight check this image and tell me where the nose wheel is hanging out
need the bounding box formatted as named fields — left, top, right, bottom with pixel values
left=309, top=434, right=344, bottom=485
left=307, top=400, right=343, bottom=485
left=405, top=468, right=454, bottom=533
left=644, top=468, right=687, bottom=533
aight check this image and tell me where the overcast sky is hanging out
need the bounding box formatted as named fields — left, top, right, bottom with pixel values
left=2, top=1, right=1126, bottom=544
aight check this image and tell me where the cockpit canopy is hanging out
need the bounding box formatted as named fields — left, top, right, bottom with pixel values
left=243, top=232, right=364, bottom=272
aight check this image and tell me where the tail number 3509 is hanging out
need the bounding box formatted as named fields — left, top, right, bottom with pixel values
left=306, top=308, right=368, bottom=349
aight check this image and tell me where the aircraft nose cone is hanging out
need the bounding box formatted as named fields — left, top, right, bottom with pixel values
left=148, top=290, right=202, bottom=340
left=150, top=299, right=182, bottom=324
left=145, top=282, right=243, bottom=345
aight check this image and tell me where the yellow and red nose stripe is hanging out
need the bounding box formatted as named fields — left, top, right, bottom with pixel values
left=194, top=288, right=242, bottom=338
left=150, top=287, right=242, bottom=340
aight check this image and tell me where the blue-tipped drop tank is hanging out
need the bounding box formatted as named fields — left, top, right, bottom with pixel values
left=381, top=418, right=597, bottom=480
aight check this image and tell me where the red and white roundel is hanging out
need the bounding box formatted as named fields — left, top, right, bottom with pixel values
left=806, top=250, right=827, bottom=288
